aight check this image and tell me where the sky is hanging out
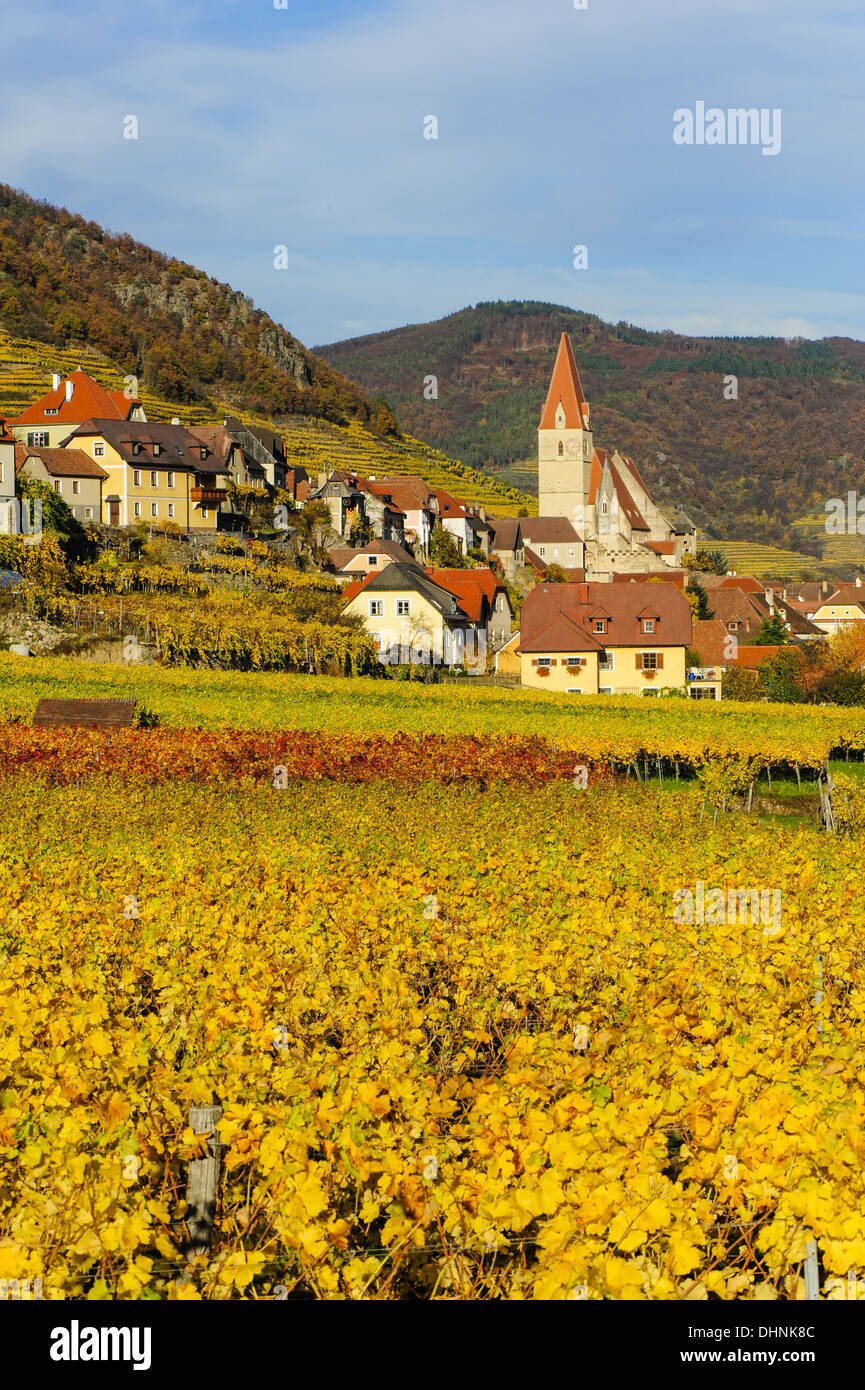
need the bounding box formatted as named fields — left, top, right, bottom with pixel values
left=2, top=0, right=865, bottom=348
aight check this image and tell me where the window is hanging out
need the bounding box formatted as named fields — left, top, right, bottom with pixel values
left=728, top=621, right=739, bottom=631
left=167, top=472, right=175, bottom=488
left=599, top=686, right=614, bottom=695
left=367, top=555, right=378, bottom=565
left=151, top=503, right=158, bottom=518
left=84, top=507, right=93, bottom=519
left=153, top=444, right=161, bottom=457
left=538, top=546, right=546, bottom=558
left=536, top=657, right=552, bottom=667
left=601, top=500, right=609, bottom=516
left=150, top=471, right=158, bottom=487
left=53, top=480, right=61, bottom=493
left=27, top=432, right=49, bottom=447
left=642, top=618, right=655, bottom=634
left=168, top=503, right=175, bottom=518
left=396, top=599, right=411, bottom=617
left=133, top=501, right=141, bottom=518
left=132, top=442, right=141, bottom=455
left=201, top=508, right=209, bottom=520
left=594, top=619, right=606, bottom=634
left=72, top=480, right=80, bottom=495
left=369, top=599, right=384, bottom=617
left=600, top=652, right=614, bottom=672
left=133, top=469, right=141, bottom=486
left=568, top=547, right=575, bottom=558
left=45, top=408, right=58, bottom=416
left=640, top=652, right=662, bottom=671
left=566, top=688, right=583, bottom=695
left=558, top=441, right=564, bottom=457
left=93, top=443, right=105, bottom=457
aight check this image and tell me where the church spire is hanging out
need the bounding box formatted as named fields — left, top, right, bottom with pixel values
left=539, top=332, right=589, bottom=430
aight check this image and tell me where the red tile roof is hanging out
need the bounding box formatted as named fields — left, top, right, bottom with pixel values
left=10, top=370, right=139, bottom=427
left=521, top=580, right=692, bottom=652
left=423, top=566, right=506, bottom=621
left=539, top=332, right=589, bottom=430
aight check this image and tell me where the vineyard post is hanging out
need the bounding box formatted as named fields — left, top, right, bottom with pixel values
left=804, top=1239, right=820, bottom=1300
left=184, top=1105, right=223, bottom=1260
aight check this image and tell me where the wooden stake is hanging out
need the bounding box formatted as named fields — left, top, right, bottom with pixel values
left=804, top=1239, right=820, bottom=1301
left=184, top=1105, right=223, bottom=1259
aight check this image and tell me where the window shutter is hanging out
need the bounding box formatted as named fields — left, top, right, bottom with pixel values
left=550, top=659, right=557, bottom=667
left=636, top=652, right=642, bottom=669
left=657, top=653, right=664, bottom=670
left=532, top=659, right=538, bottom=667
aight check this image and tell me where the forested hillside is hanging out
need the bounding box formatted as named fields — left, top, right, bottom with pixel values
left=318, top=301, right=865, bottom=547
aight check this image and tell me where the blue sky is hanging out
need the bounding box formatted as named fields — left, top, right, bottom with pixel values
left=3, top=0, right=865, bottom=347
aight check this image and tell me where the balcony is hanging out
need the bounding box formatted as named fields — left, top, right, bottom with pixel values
left=191, top=487, right=227, bottom=505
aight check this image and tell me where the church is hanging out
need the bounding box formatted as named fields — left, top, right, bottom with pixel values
left=537, top=333, right=695, bottom=579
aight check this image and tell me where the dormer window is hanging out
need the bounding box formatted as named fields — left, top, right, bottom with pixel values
left=642, top=618, right=655, bottom=634
left=153, top=443, right=161, bottom=456
left=594, top=619, right=606, bottom=634
left=132, top=442, right=141, bottom=455
left=200, top=447, right=208, bottom=460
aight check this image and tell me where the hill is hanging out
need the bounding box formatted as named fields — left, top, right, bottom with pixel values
left=0, top=184, right=396, bottom=430
left=316, top=300, right=865, bottom=549
left=0, top=188, right=535, bottom=516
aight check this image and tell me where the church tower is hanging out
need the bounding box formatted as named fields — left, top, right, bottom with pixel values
left=537, top=332, right=593, bottom=528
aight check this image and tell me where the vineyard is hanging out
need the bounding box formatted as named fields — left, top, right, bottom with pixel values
left=2, top=769, right=863, bottom=1300
left=3, top=657, right=865, bottom=767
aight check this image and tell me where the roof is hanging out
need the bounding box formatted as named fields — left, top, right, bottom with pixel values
left=539, top=332, right=589, bottom=430
left=718, top=575, right=764, bottom=592
left=62, top=419, right=230, bottom=475
left=734, top=644, right=787, bottom=669
left=10, top=370, right=139, bottom=427
left=330, top=541, right=417, bottom=570
left=690, top=618, right=730, bottom=666
left=705, top=588, right=770, bottom=629
left=423, top=566, right=509, bottom=621
left=343, top=561, right=472, bottom=622
left=368, top=476, right=436, bottom=510
left=520, top=611, right=604, bottom=655
left=0, top=420, right=16, bottom=444
left=520, top=580, right=692, bottom=652
left=519, top=517, right=582, bottom=545
left=820, top=584, right=865, bottom=610
left=16, top=445, right=109, bottom=480
left=642, top=540, right=677, bottom=556
left=489, top=518, right=523, bottom=552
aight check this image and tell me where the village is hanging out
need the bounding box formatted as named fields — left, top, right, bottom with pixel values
left=0, top=332, right=862, bottom=700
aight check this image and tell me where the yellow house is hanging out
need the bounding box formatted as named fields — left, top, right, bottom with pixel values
left=519, top=581, right=691, bottom=694
left=342, top=561, right=483, bottom=669
left=62, top=420, right=231, bottom=529
left=809, top=585, right=865, bottom=635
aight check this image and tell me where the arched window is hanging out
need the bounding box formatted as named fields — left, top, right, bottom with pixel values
left=558, top=441, right=564, bottom=457
left=601, top=500, right=608, bottom=516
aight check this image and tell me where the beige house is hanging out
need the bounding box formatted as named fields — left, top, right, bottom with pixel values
left=519, top=581, right=691, bottom=694
left=16, top=446, right=108, bottom=524
left=342, top=561, right=483, bottom=669
left=62, top=420, right=231, bottom=529
left=808, top=584, right=865, bottom=635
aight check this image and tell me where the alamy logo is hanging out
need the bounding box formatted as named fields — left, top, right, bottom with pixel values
left=673, top=102, right=781, bottom=157
left=673, top=879, right=781, bottom=934
left=50, top=1321, right=151, bottom=1371
left=825, top=492, right=865, bottom=535
left=1, top=1277, right=42, bottom=1299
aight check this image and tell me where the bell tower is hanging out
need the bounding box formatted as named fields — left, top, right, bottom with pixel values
left=537, top=332, right=593, bottom=526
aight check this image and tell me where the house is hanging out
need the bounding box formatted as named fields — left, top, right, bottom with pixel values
left=221, top=418, right=287, bottom=490
left=365, top=477, right=439, bottom=554
left=518, top=517, right=585, bottom=571
left=423, top=566, right=513, bottom=654
left=61, top=420, right=232, bottom=529
left=487, top=518, right=525, bottom=580
left=494, top=630, right=522, bottom=678
left=342, top=561, right=483, bottom=669
left=9, top=370, right=145, bottom=449
left=311, top=471, right=406, bottom=546
left=809, top=583, right=865, bottom=635
left=432, top=489, right=492, bottom=558
left=186, top=425, right=268, bottom=493
left=329, top=540, right=419, bottom=581
left=519, top=581, right=692, bottom=693
left=16, top=446, right=108, bottom=524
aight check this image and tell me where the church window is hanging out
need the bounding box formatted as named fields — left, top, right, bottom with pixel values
left=601, top=500, right=609, bottom=516
left=558, top=441, right=564, bottom=457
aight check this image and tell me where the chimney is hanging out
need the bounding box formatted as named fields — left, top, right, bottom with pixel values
left=65, top=380, right=74, bottom=403
left=52, top=373, right=61, bottom=392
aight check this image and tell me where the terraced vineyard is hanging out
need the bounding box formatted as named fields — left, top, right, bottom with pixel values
left=0, top=332, right=535, bottom=517
left=706, top=538, right=829, bottom=579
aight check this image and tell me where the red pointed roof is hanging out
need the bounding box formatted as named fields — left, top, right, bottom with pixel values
left=539, top=333, right=589, bottom=430
left=10, top=370, right=139, bottom=428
